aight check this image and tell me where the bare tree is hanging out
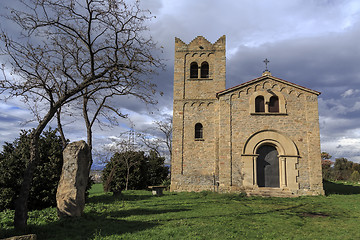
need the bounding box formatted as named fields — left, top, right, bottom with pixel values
left=138, top=131, right=163, bottom=157
left=103, top=130, right=138, bottom=191
left=80, top=82, right=158, bottom=172
left=155, top=118, right=173, bottom=161
left=0, top=0, right=161, bottom=229
left=138, top=117, right=172, bottom=162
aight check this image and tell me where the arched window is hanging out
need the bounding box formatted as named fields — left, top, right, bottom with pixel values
left=255, top=96, right=265, bottom=112
left=190, top=62, right=198, bottom=78
left=269, top=96, right=279, bottom=112
left=195, top=123, right=203, bottom=139
left=200, top=61, right=209, bottom=78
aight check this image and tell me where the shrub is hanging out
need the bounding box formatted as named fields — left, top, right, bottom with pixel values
left=333, top=158, right=353, bottom=180
left=103, top=150, right=168, bottom=194
left=146, top=150, right=169, bottom=187
left=0, top=129, right=64, bottom=211
left=350, top=171, right=360, bottom=182
left=161, top=178, right=171, bottom=190
left=322, top=159, right=333, bottom=181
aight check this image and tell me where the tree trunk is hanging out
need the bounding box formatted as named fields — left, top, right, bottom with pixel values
left=14, top=133, right=40, bottom=230
left=14, top=107, right=58, bottom=230
left=83, top=95, right=93, bottom=173
left=86, top=125, right=93, bottom=173
left=104, top=167, right=116, bottom=192
left=56, top=108, right=68, bottom=149
left=126, top=166, right=130, bottom=191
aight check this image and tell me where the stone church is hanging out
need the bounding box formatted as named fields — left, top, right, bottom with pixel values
left=170, top=35, right=324, bottom=197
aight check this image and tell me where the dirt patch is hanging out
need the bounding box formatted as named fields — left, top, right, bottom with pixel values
left=300, top=212, right=330, bottom=218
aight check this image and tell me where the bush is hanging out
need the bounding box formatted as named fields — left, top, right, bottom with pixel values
left=322, top=160, right=333, bottom=181
left=333, top=158, right=353, bottom=180
left=147, top=150, right=169, bottom=187
left=350, top=171, right=360, bottom=182
left=161, top=178, right=171, bottom=190
left=0, top=129, right=64, bottom=211
left=103, top=150, right=168, bottom=194
left=321, top=156, right=359, bottom=182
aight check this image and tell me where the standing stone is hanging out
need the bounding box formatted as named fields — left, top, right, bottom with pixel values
left=56, top=140, right=90, bottom=218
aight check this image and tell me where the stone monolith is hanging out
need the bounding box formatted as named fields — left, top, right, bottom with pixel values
left=56, top=140, right=90, bottom=218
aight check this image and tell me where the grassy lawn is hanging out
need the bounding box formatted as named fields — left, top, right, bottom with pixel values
left=1, top=182, right=360, bottom=239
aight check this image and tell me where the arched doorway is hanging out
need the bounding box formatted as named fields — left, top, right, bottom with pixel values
left=241, top=130, right=300, bottom=190
left=256, top=145, right=279, bottom=188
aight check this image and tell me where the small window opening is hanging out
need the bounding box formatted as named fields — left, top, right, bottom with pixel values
left=255, top=96, right=265, bottom=112
left=190, top=62, right=198, bottom=78
left=200, top=62, right=209, bottom=78
left=269, top=96, right=279, bottom=112
left=195, top=123, right=203, bottom=139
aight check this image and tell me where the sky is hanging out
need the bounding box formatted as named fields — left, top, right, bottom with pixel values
left=1, top=0, right=360, bottom=166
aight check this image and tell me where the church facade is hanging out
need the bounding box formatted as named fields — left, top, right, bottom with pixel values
left=171, top=36, right=324, bottom=197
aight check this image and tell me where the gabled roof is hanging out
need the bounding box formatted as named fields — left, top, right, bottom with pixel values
left=216, top=72, right=321, bottom=97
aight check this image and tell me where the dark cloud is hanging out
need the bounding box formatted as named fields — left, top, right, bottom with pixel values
left=0, top=114, right=22, bottom=123
left=227, top=25, right=360, bottom=92
left=221, top=18, right=360, bottom=163
left=1, top=0, right=360, bottom=163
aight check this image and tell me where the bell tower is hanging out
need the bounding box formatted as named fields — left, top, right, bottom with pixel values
left=173, top=35, right=226, bottom=101
left=171, top=36, right=226, bottom=191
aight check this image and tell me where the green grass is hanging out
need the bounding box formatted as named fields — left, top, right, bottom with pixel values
left=1, top=182, right=360, bottom=239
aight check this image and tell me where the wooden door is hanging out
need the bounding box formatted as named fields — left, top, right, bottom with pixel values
left=256, top=145, right=280, bottom=187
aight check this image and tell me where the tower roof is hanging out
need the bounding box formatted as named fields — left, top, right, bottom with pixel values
left=175, top=35, right=225, bottom=52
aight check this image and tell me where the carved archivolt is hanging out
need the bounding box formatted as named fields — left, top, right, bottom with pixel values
left=241, top=130, right=300, bottom=190
left=184, top=101, right=214, bottom=109
left=231, top=80, right=302, bottom=99
left=243, top=129, right=299, bottom=156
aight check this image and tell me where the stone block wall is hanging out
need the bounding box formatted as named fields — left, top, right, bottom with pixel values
left=217, top=78, right=324, bottom=195
left=171, top=35, right=324, bottom=196
left=171, top=36, right=226, bottom=191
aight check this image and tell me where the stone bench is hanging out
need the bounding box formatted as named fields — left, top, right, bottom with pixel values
left=148, top=186, right=166, bottom=196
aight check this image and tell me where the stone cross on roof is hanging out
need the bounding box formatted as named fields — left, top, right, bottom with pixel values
left=262, top=58, right=271, bottom=76
left=263, top=58, right=270, bottom=71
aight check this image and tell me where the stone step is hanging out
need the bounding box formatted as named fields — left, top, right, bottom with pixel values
left=247, top=188, right=296, bottom=197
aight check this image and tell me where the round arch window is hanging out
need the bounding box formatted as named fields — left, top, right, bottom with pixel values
left=190, top=62, right=198, bottom=78
left=200, top=62, right=209, bottom=78
left=195, top=123, right=203, bottom=139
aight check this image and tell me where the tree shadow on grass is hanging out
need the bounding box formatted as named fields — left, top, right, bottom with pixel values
left=32, top=216, right=158, bottom=240
left=106, top=208, right=190, bottom=219
left=323, top=181, right=360, bottom=195
left=1, top=206, right=190, bottom=240
left=88, top=192, right=153, bottom=204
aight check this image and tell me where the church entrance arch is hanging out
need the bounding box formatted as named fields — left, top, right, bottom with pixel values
left=241, top=130, right=299, bottom=189
left=256, top=145, right=279, bottom=187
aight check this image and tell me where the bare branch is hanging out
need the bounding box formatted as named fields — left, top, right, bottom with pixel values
left=138, top=117, right=172, bottom=162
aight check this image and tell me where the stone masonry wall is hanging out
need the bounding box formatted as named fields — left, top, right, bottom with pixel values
left=171, top=35, right=323, bottom=196
left=171, top=36, right=225, bottom=191
left=217, top=78, right=324, bottom=195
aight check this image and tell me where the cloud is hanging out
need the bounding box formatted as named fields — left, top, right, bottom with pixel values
left=342, top=89, right=360, bottom=98
left=321, top=135, right=360, bottom=161
left=0, top=100, right=37, bottom=144
left=1, top=0, right=360, bottom=164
